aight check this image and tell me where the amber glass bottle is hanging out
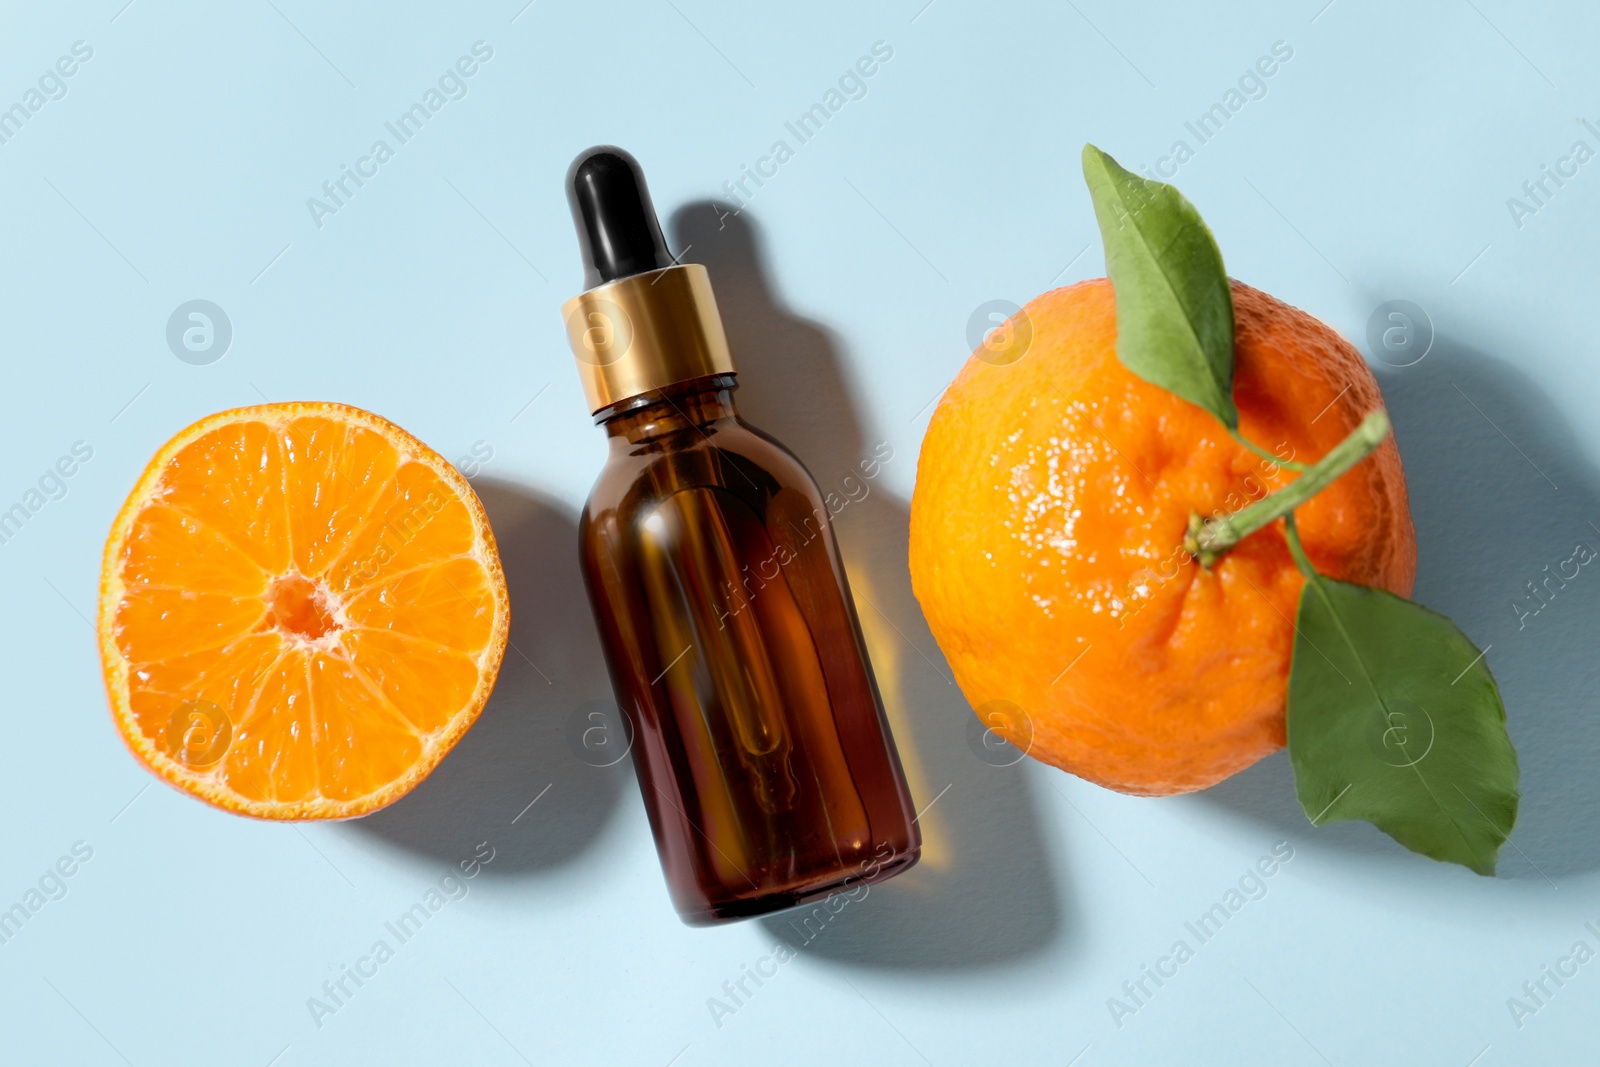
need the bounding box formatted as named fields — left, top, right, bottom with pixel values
left=562, top=147, right=920, bottom=924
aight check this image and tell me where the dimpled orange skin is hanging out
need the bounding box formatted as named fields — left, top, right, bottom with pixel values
left=909, top=278, right=1416, bottom=796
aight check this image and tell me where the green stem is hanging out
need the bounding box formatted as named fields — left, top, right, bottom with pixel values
left=1282, top=511, right=1317, bottom=578
left=1185, top=411, right=1391, bottom=568
left=1230, top=429, right=1309, bottom=472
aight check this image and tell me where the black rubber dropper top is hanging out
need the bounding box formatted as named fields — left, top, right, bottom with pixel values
left=567, top=146, right=674, bottom=289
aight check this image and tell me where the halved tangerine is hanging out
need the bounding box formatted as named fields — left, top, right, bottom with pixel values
left=98, top=402, right=509, bottom=819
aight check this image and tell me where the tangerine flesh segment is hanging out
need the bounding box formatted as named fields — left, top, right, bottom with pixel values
left=115, top=586, right=269, bottom=665
left=306, top=650, right=424, bottom=801
left=155, top=419, right=292, bottom=577
left=120, top=503, right=270, bottom=599
left=343, top=555, right=497, bottom=654
left=221, top=649, right=319, bottom=804
left=323, top=461, right=476, bottom=596
left=342, top=629, right=481, bottom=736
left=127, top=631, right=286, bottom=742
left=283, top=417, right=401, bottom=580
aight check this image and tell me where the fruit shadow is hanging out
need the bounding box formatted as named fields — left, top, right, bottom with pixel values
left=343, top=481, right=629, bottom=874
left=1198, top=336, right=1600, bottom=881
left=672, top=202, right=1071, bottom=967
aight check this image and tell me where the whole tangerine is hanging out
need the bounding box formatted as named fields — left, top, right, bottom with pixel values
left=909, top=278, right=1415, bottom=796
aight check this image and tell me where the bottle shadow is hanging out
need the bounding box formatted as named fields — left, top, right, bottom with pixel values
left=671, top=201, right=1072, bottom=967
left=343, top=480, right=630, bottom=874
left=1197, top=337, right=1600, bottom=882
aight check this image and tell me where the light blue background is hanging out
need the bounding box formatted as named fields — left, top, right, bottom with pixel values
left=2, top=1, right=1596, bottom=1063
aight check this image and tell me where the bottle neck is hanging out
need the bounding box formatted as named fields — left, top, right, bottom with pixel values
left=595, top=374, right=740, bottom=445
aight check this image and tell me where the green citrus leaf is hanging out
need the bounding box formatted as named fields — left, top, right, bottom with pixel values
left=1287, top=574, right=1520, bottom=875
left=1081, top=143, right=1238, bottom=429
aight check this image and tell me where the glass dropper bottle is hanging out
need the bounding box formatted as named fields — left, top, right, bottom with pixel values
left=561, top=145, right=921, bottom=924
